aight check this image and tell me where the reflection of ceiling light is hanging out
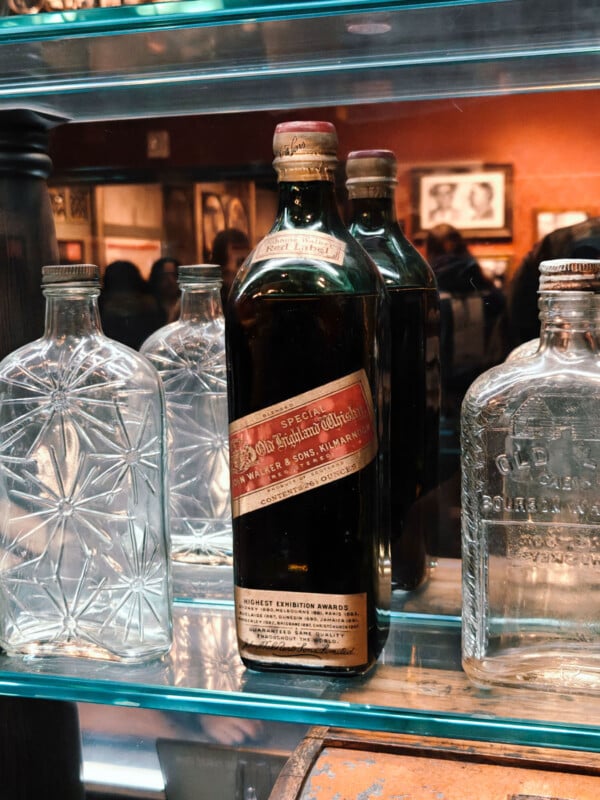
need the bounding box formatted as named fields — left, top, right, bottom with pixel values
left=347, top=22, right=392, bottom=35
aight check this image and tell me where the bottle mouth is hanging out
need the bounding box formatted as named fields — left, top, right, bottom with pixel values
left=345, top=150, right=398, bottom=198
left=538, top=258, right=600, bottom=292
left=178, top=264, right=222, bottom=286
left=41, top=264, right=100, bottom=288
left=272, top=120, right=338, bottom=182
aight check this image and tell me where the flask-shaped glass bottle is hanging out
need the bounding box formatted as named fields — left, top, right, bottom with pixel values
left=141, top=265, right=232, bottom=574
left=346, top=149, right=441, bottom=590
left=0, top=264, right=172, bottom=662
left=226, top=121, right=390, bottom=675
left=462, top=258, right=600, bottom=692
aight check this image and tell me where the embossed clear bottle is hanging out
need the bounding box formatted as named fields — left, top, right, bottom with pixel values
left=141, top=265, right=232, bottom=572
left=0, top=264, right=172, bottom=662
left=462, top=258, right=600, bottom=692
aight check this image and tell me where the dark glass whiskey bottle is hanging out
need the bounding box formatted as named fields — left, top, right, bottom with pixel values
left=346, top=149, right=441, bottom=591
left=226, top=121, right=390, bottom=675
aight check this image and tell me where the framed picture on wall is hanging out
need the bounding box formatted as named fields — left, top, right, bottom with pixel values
left=411, top=164, right=513, bottom=240
left=49, top=186, right=92, bottom=223
left=534, top=209, right=590, bottom=241
left=195, top=181, right=255, bottom=262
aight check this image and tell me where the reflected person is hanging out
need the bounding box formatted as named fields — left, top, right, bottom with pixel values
left=99, top=260, right=164, bottom=350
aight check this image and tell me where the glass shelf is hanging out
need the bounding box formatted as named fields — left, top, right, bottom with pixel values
left=1, top=559, right=600, bottom=755
left=0, top=0, right=598, bottom=121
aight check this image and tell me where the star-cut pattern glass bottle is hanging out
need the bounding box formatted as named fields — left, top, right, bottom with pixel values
left=0, top=264, right=172, bottom=662
left=141, top=264, right=232, bottom=577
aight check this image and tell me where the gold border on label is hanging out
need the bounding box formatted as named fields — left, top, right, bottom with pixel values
left=230, top=369, right=374, bottom=433
left=230, top=370, right=377, bottom=518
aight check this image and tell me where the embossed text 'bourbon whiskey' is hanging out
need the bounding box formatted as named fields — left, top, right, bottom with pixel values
left=462, top=258, right=600, bottom=693
left=225, top=121, right=390, bottom=675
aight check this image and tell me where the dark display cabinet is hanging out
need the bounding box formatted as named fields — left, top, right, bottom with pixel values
left=1, top=1, right=600, bottom=796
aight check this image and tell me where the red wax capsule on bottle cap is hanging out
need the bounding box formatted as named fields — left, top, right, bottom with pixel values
left=275, top=120, right=337, bottom=135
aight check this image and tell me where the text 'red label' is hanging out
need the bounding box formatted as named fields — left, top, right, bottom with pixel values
left=250, top=230, right=347, bottom=266
left=229, top=370, right=377, bottom=518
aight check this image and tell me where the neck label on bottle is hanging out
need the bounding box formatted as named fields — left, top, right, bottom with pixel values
left=229, top=370, right=377, bottom=518
left=250, top=230, right=347, bottom=266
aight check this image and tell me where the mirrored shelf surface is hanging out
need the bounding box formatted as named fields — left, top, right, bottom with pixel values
left=1, top=559, right=600, bottom=755
left=0, top=0, right=598, bottom=121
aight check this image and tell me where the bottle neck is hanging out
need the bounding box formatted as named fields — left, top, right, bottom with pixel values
left=538, top=291, right=599, bottom=354
left=43, top=288, right=102, bottom=339
left=179, top=283, right=223, bottom=321
left=276, top=180, right=343, bottom=229
left=348, top=195, right=397, bottom=231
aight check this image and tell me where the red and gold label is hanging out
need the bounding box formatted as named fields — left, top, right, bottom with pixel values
left=250, top=230, right=346, bottom=266
left=229, top=369, right=377, bottom=518
left=235, top=586, right=368, bottom=668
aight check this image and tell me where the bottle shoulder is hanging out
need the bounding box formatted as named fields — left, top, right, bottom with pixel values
left=0, top=333, right=162, bottom=393
left=463, top=352, right=600, bottom=418
left=140, top=320, right=182, bottom=352
left=350, top=226, right=436, bottom=289
left=141, top=320, right=225, bottom=356
left=233, top=226, right=385, bottom=301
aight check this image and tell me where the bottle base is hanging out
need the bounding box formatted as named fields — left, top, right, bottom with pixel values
left=171, top=550, right=233, bottom=566
left=1, top=637, right=172, bottom=664
left=240, top=652, right=376, bottom=677
left=171, top=561, right=234, bottom=600
left=391, top=567, right=430, bottom=593
left=170, top=534, right=233, bottom=567
left=463, top=651, right=600, bottom=694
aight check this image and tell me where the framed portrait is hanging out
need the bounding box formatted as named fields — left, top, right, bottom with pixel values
left=195, top=181, right=255, bottom=261
left=49, top=186, right=91, bottom=224
left=411, top=164, right=513, bottom=240
left=534, top=209, right=590, bottom=241
left=226, top=196, right=250, bottom=235
left=201, top=192, right=226, bottom=260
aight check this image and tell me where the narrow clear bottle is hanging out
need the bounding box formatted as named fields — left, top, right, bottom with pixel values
left=226, top=121, right=390, bottom=675
left=462, top=258, right=600, bottom=692
left=0, top=264, right=172, bottom=662
left=346, top=149, right=441, bottom=590
left=141, top=265, right=232, bottom=577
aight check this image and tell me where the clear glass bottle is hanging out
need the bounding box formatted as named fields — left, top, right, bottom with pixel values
left=462, top=258, right=600, bottom=693
left=141, top=265, right=232, bottom=574
left=0, top=264, right=172, bottom=662
left=226, top=120, right=390, bottom=675
left=346, top=149, right=441, bottom=591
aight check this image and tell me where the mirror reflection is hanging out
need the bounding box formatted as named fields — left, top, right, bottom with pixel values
left=46, top=92, right=600, bottom=561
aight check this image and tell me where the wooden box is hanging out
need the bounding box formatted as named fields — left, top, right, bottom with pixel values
left=270, top=726, right=600, bottom=799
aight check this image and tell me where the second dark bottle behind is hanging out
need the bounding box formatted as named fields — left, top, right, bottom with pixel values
left=347, top=150, right=441, bottom=590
